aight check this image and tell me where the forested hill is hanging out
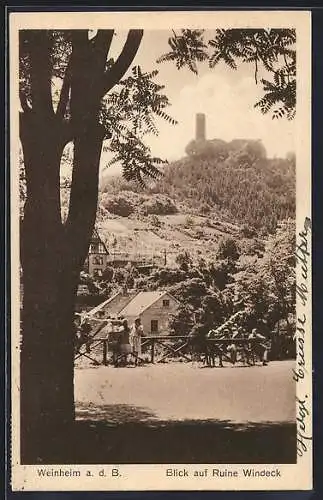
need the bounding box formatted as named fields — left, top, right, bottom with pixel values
left=152, top=138, right=295, bottom=234
left=99, top=138, right=295, bottom=235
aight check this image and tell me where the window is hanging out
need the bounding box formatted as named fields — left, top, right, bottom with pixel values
left=93, top=268, right=102, bottom=278
left=93, top=256, right=103, bottom=265
left=151, top=320, right=158, bottom=333
left=162, top=299, right=170, bottom=307
left=90, top=244, right=99, bottom=253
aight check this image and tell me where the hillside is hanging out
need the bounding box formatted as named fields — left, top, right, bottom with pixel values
left=154, top=138, right=295, bottom=234
left=97, top=138, right=295, bottom=262
left=79, top=139, right=296, bottom=346
left=95, top=211, right=244, bottom=269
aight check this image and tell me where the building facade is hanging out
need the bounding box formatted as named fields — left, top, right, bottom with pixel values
left=83, top=227, right=109, bottom=278
left=88, top=290, right=179, bottom=335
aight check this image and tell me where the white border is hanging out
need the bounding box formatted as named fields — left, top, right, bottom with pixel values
left=10, top=10, right=312, bottom=491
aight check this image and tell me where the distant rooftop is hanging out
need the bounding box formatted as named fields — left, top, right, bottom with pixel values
left=119, top=291, right=169, bottom=317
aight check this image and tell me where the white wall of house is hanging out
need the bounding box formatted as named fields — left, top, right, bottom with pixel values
left=127, top=294, right=178, bottom=335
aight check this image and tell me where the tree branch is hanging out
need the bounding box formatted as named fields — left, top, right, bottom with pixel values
left=102, top=29, right=143, bottom=95
left=63, top=126, right=105, bottom=269
left=92, top=29, right=114, bottom=64
left=56, top=61, right=71, bottom=119
left=254, top=57, right=258, bottom=85
left=70, top=30, right=113, bottom=124
left=20, top=92, right=32, bottom=113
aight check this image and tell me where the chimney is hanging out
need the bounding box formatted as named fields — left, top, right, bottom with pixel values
left=196, top=113, right=206, bottom=141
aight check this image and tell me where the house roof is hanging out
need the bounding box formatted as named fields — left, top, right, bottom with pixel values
left=119, top=291, right=176, bottom=317
left=86, top=291, right=121, bottom=317
left=91, top=227, right=109, bottom=255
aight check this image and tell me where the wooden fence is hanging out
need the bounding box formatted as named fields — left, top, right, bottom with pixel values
left=74, top=336, right=269, bottom=367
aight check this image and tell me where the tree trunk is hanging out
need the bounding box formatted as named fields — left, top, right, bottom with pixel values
left=18, top=28, right=140, bottom=463
left=20, top=113, right=71, bottom=463
left=21, top=266, right=77, bottom=464
left=20, top=111, right=103, bottom=463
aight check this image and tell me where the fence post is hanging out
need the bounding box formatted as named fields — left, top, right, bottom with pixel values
left=151, top=338, right=155, bottom=364
left=102, top=340, right=108, bottom=365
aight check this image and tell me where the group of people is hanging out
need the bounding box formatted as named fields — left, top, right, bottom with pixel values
left=190, top=326, right=270, bottom=367
left=103, top=316, right=145, bottom=367
left=75, top=311, right=270, bottom=368
left=74, top=313, right=145, bottom=367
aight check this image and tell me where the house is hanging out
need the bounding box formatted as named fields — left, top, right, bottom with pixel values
left=83, top=227, right=109, bottom=278
left=88, top=290, right=179, bottom=336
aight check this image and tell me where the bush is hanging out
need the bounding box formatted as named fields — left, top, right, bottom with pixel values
left=240, top=224, right=256, bottom=238
left=184, top=215, right=194, bottom=227
left=199, top=202, right=211, bottom=215
left=148, top=214, right=162, bottom=228
left=216, top=236, right=240, bottom=261
left=141, top=194, right=177, bottom=216
left=175, top=252, right=193, bottom=272
left=101, top=194, right=134, bottom=217
left=102, top=266, right=114, bottom=282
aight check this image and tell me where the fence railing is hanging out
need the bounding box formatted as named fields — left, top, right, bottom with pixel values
left=74, top=335, right=270, bottom=366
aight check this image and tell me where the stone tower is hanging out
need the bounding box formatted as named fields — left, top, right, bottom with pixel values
left=196, top=113, right=206, bottom=141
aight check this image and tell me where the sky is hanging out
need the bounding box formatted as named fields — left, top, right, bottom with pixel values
left=93, top=30, right=295, bottom=177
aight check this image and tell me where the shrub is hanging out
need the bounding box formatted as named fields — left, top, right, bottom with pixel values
left=102, top=266, right=114, bottom=282
left=141, top=194, right=178, bottom=215
left=184, top=215, right=194, bottom=227
left=148, top=214, right=162, bottom=228
left=216, top=236, right=240, bottom=261
left=101, top=194, right=134, bottom=217
left=240, top=224, right=256, bottom=238
left=175, top=251, right=193, bottom=272
left=199, top=202, right=211, bottom=215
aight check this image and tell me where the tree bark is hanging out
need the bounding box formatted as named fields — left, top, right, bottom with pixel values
left=20, top=108, right=104, bottom=463
left=20, top=112, right=73, bottom=463
left=19, top=28, right=143, bottom=463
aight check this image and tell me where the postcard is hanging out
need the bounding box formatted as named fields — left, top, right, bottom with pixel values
left=10, top=9, right=312, bottom=491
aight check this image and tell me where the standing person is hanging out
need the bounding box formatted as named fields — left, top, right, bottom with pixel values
left=208, top=328, right=225, bottom=368
left=105, top=316, right=113, bottom=339
left=256, top=331, right=269, bottom=366
left=205, top=330, right=216, bottom=367
left=99, top=315, right=112, bottom=339
left=119, top=319, right=132, bottom=367
left=110, top=317, right=121, bottom=367
left=188, top=326, right=203, bottom=367
left=249, top=328, right=269, bottom=366
left=238, top=327, right=251, bottom=365
left=248, top=328, right=258, bottom=365
left=98, top=315, right=112, bottom=364
left=131, top=317, right=144, bottom=366
left=73, top=314, right=82, bottom=353
left=227, top=327, right=238, bottom=365
left=79, top=318, right=92, bottom=353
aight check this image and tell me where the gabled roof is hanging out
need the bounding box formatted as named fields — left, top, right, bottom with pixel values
left=90, top=226, right=109, bottom=255
left=119, top=291, right=178, bottom=317
left=86, top=291, right=121, bottom=317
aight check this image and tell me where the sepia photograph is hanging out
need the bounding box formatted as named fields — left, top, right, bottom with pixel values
left=10, top=10, right=312, bottom=491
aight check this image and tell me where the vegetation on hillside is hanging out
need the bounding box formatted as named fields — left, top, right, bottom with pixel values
left=154, top=140, right=295, bottom=233
left=99, top=190, right=178, bottom=218
left=100, top=138, right=295, bottom=234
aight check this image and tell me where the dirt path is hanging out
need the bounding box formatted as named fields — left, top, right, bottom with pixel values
left=75, top=360, right=295, bottom=424
left=39, top=361, right=297, bottom=464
